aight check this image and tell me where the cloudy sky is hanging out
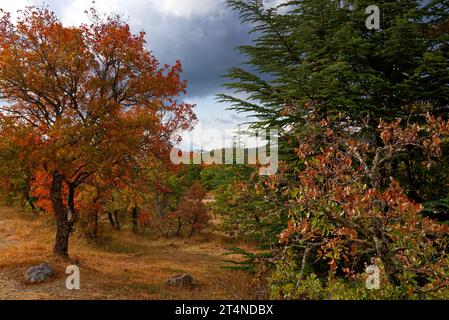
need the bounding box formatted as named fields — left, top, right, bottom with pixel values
left=0, top=0, right=285, bottom=149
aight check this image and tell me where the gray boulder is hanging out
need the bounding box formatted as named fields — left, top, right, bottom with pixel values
left=25, top=263, right=55, bottom=283
left=166, top=273, right=196, bottom=289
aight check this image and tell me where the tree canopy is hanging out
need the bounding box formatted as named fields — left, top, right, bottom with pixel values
left=0, top=6, right=196, bottom=257
left=219, top=0, right=449, bottom=131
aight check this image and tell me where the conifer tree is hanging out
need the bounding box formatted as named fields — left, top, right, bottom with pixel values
left=220, top=0, right=449, bottom=130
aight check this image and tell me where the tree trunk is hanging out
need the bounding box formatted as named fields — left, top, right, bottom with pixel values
left=189, top=214, right=199, bottom=238
left=54, top=217, right=71, bottom=257
left=373, top=234, right=401, bottom=286
left=114, top=210, right=121, bottom=230
left=108, top=212, right=116, bottom=229
left=93, top=210, right=98, bottom=238
left=176, top=217, right=182, bottom=237
left=51, top=171, right=70, bottom=257
left=50, top=172, right=77, bottom=258
left=131, top=207, right=139, bottom=234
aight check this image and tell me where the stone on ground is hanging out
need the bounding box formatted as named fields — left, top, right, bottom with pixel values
left=25, top=263, right=55, bottom=283
left=165, top=273, right=196, bottom=289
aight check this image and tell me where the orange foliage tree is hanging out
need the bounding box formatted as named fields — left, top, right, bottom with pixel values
left=0, top=7, right=196, bottom=257
left=152, top=182, right=209, bottom=238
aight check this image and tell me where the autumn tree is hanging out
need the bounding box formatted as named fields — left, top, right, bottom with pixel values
left=272, top=114, right=449, bottom=295
left=220, top=0, right=449, bottom=298
left=0, top=7, right=196, bottom=257
left=175, top=182, right=209, bottom=237
left=152, top=182, right=209, bottom=238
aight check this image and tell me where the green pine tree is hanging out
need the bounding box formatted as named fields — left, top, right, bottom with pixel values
left=219, top=0, right=449, bottom=130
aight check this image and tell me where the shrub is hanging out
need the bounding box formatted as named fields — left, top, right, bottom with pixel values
left=151, top=183, right=210, bottom=237
left=270, top=115, right=449, bottom=298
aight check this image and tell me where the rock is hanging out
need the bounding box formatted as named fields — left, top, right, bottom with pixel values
left=25, top=263, right=55, bottom=283
left=166, top=274, right=196, bottom=289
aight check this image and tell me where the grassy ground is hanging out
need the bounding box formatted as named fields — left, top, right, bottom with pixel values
left=0, top=206, right=259, bottom=300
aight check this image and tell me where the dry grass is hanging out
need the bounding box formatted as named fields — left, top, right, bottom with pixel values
left=0, top=206, right=260, bottom=300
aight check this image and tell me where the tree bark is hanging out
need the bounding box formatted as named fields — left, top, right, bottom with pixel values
left=67, top=182, right=77, bottom=226
left=108, top=212, right=116, bottom=229
left=176, top=217, right=182, bottom=237
left=51, top=171, right=69, bottom=257
left=114, top=210, right=121, bottom=230
left=189, top=214, right=199, bottom=238
left=373, top=234, right=401, bottom=286
left=92, top=210, right=98, bottom=238
left=131, top=207, right=139, bottom=234
left=50, top=172, right=77, bottom=258
left=108, top=210, right=121, bottom=230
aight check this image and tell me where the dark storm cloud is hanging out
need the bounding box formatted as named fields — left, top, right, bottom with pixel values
left=144, top=10, right=252, bottom=98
